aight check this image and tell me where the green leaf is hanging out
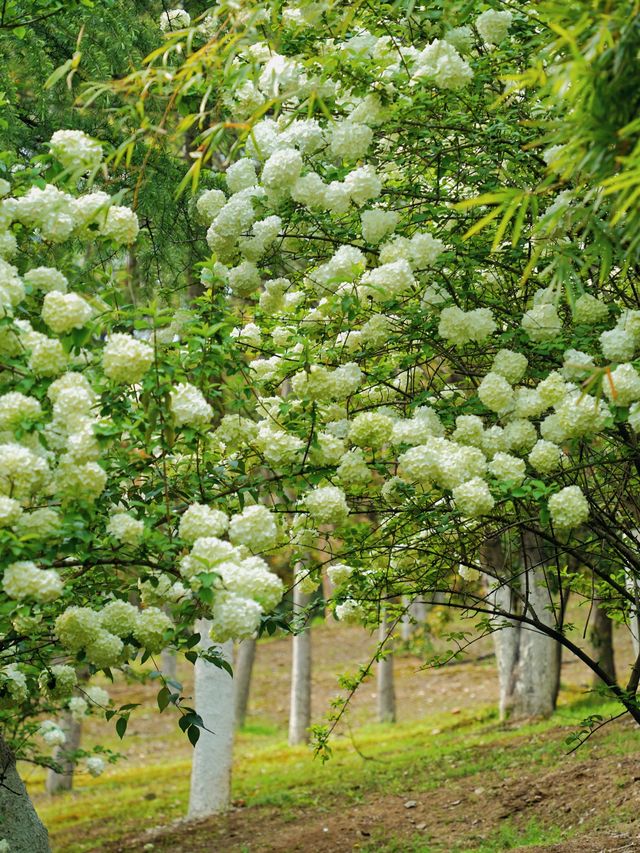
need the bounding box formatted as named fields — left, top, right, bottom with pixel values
left=115, top=716, right=128, bottom=740
left=187, top=725, right=201, bottom=747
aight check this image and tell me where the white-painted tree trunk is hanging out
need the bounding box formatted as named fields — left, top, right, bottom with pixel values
left=400, top=597, right=427, bottom=642
left=288, top=586, right=312, bottom=745
left=234, top=637, right=257, bottom=729
left=187, top=621, right=235, bottom=819
left=0, top=735, right=50, bottom=851
left=377, top=613, right=396, bottom=723
left=482, top=536, right=559, bottom=720
left=161, top=648, right=178, bottom=683
left=45, top=712, right=83, bottom=795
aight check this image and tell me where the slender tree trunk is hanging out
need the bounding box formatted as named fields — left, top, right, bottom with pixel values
left=590, top=602, right=617, bottom=686
left=0, top=735, right=50, bottom=851
left=377, top=613, right=396, bottom=723
left=626, top=567, right=640, bottom=658
left=161, top=649, right=178, bottom=682
left=188, top=621, right=234, bottom=819
left=288, top=586, right=311, bottom=746
left=482, top=537, right=520, bottom=720
left=45, top=712, right=83, bottom=795
left=400, top=597, right=427, bottom=642
left=482, top=534, right=560, bottom=720
left=234, top=637, right=257, bottom=729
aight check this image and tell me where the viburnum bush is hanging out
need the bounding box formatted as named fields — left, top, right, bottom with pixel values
left=102, top=0, right=640, bottom=736
left=5, top=0, right=640, bottom=781
left=0, top=131, right=285, bottom=773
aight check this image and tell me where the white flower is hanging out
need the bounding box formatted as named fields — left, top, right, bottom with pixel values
left=330, top=122, right=373, bottom=161
left=603, top=364, right=640, bottom=407
left=160, top=8, right=191, bottom=31
left=41, top=291, right=92, bottom=335
left=492, top=349, right=527, bottom=384
left=170, top=382, right=212, bottom=427
left=452, top=477, right=494, bottom=518
left=180, top=504, right=229, bottom=543
left=413, top=39, right=473, bottom=89
left=548, top=485, right=589, bottom=529
left=304, top=485, right=349, bottom=525
left=521, top=304, right=563, bottom=342
left=228, top=505, right=278, bottom=552
left=107, top=512, right=144, bottom=545
left=103, top=333, right=153, bottom=384
left=49, top=130, right=103, bottom=173
left=475, top=10, right=513, bottom=45
left=100, top=206, right=139, bottom=245
left=3, top=561, right=62, bottom=602
left=86, top=756, right=106, bottom=777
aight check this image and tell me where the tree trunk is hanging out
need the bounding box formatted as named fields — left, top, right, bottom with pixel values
left=288, top=586, right=312, bottom=745
left=482, top=534, right=560, bottom=720
left=590, top=602, right=616, bottom=686
left=0, top=735, right=50, bottom=851
left=45, top=712, right=83, bottom=795
left=400, top=597, right=427, bottom=642
left=188, top=621, right=234, bottom=819
left=234, top=637, right=257, bottom=729
left=626, top=567, right=640, bottom=658
left=161, top=649, right=178, bottom=683
left=377, top=613, right=396, bottom=723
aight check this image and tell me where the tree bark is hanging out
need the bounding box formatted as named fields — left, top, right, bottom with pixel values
left=234, top=637, right=257, bottom=729
left=288, top=586, right=312, bottom=745
left=45, top=712, right=83, bottom=795
left=482, top=534, right=560, bottom=720
left=590, top=602, right=617, bottom=686
left=188, top=621, right=234, bottom=819
left=400, top=597, right=427, bottom=642
left=161, top=649, right=178, bottom=683
left=377, top=613, right=396, bottom=723
left=0, top=735, right=50, bottom=851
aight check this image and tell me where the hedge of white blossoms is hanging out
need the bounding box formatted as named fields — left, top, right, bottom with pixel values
left=182, top=0, right=640, bottom=645
left=0, top=129, right=286, bottom=771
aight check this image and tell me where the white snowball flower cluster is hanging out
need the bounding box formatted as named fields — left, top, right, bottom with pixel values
left=86, top=756, right=106, bottom=777
left=528, top=439, right=563, bottom=474
left=102, top=333, right=153, bottom=384
left=398, top=437, right=486, bottom=490
left=413, top=39, right=473, bottom=89
left=170, top=382, right=213, bottom=427
left=68, top=696, right=88, bottom=721
left=0, top=496, right=22, bottom=527
left=475, top=10, right=513, bottom=45
left=107, top=512, right=144, bottom=545
left=327, top=563, right=353, bottom=586
left=330, top=122, right=373, bottom=161
left=335, top=599, right=364, bottom=624
left=336, top=448, right=371, bottom=485
left=452, top=477, right=495, bottom=518
left=492, top=349, right=528, bottom=384
left=349, top=411, right=393, bottom=448
left=573, top=293, right=609, bottom=325
left=361, top=209, right=399, bottom=244
left=603, top=363, right=640, bottom=406
left=2, top=561, right=62, bottom=602
left=548, top=485, right=589, bottom=530
left=0, top=391, right=41, bottom=429
left=304, top=485, right=349, bottom=525
left=521, top=304, right=563, bottom=342
left=24, top=266, right=68, bottom=294
left=488, top=452, right=526, bottom=485
left=477, top=371, right=514, bottom=413
left=39, top=720, right=66, bottom=747
left=0, top=442, right=49, bottom=497
left=49, top=130, right=103, bottom=173
left=228, top=505, right=278, bottom=552
left=600, top=327, right=635, bottom=362
left=160, top=8, right=191, bottom=31
left=39, top=664, right=77, bottom=699
left=197, top=188, right=226, bottom=222
left=438, top=306, right=496, bottom=346
left=41, top=291, right=92, bottom=335
left=100, top=205, right=139, bottom=245
left=179, top=503, right=229, bottom=543
left=0, top=665, right=28, bottom=704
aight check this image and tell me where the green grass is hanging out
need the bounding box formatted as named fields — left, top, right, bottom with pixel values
left=29, top=694, right=640, bottom=852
